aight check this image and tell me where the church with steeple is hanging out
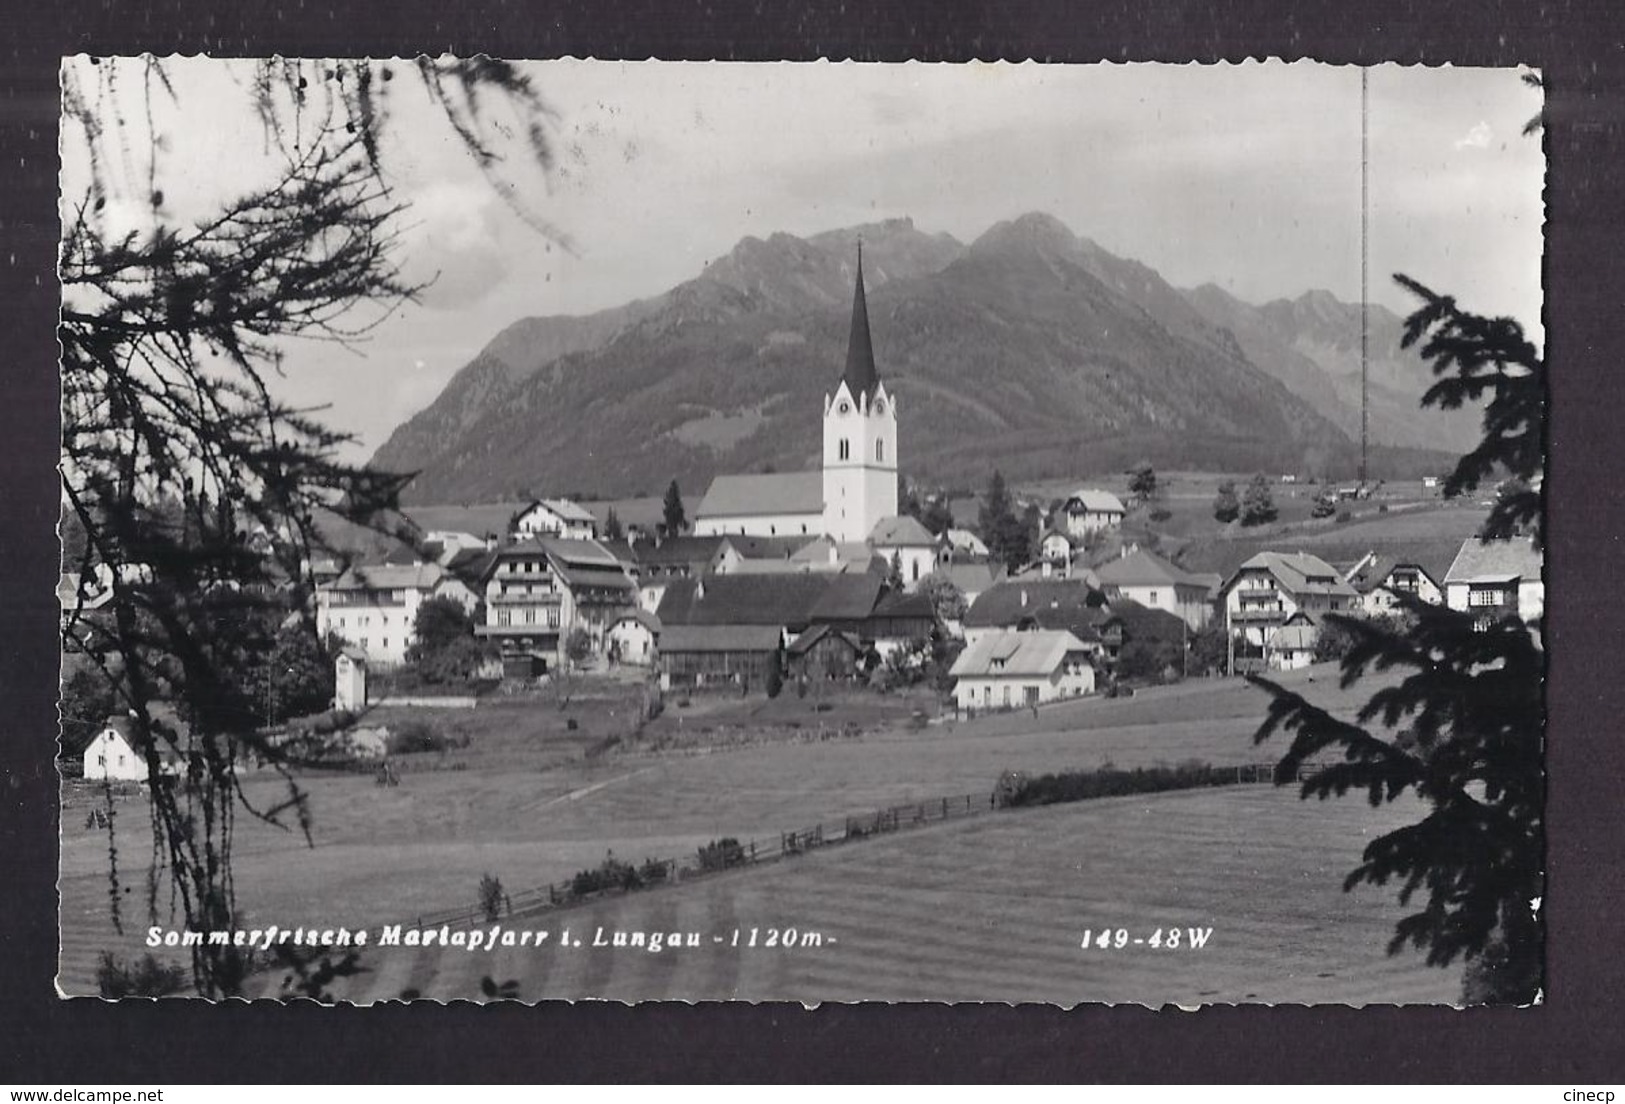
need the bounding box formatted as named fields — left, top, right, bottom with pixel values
left=693, top=246, right=903, bottom=547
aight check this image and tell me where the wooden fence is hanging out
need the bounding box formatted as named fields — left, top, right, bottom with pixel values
left=399, top=759, right=1336, bottom=932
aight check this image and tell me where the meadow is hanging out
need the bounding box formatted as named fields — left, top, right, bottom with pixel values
left=56, top=663, right=1422, bottom=1000
left=315, top=785, right=1461, bottom=1006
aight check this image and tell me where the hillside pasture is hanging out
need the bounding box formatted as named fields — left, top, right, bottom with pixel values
left=317, top=785, right=1461, bottom=1005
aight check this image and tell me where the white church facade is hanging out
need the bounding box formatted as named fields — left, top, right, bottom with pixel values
left=694, top=248, right=901, bottom=545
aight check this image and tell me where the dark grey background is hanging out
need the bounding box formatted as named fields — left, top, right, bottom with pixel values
left=2, top=0, right=1619, bottom=1083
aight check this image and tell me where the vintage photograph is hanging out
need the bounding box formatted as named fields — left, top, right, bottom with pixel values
left=57, top=58, right=1545, bottom=1005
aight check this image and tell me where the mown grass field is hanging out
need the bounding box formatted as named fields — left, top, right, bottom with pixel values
left=58, top=664, right=1416, bottom=998
left=313, top=786, right=1460, bottom=1006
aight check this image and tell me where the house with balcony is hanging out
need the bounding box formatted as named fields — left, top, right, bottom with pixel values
left=1443, top=536, right=1544, bottom=629
left=475, top=537, right=636, bottom=667
left=1060, top=489, right=1126, bottom=538
left=510, top=498, right=600, bottom=541
left=316, top=562, right=480, bottom=667
left=1220, top=551, right=1358, bottom=670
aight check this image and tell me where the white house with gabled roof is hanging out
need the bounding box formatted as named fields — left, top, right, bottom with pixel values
left=1061, top=489, right=1126, bottom=537
left=511, top=498, right=599, bottom=541
left=948, top=629, right=1097, bottom=711
left=1443, top=536, right=1544, bottom=628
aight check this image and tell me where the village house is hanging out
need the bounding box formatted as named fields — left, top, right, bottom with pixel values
left=1344, top=551, right=1445, bottom=615
left=942, top=528, right=989, bottom=559
left=82, top=706, right=189, bottom=783
left=316, top=562, right=481, bottom=667
left=510, top=498, right=600, bottom=541
left=862, top=590, right=941, bottom=658
left=1443, top=536, right=1544, bottom=628
left=948, top=629, right=1098, bottom=711
left=1094, top=547, right=1219, bottom=630
left=868, top=515, right=938, bottom=589
left=1038, top=530, right=1077, bottom=572
left=1220, top=550, right=1359, bottom=669
left=1060, top=489, right=1127, bottom=538
left=605, top=608, right=661, bottom=667
left=474, top=537, right=636, bottom=667
left=961, top=578, right=1106, bottom=648
left=1092, top=598, right=1188, bottom=669
left=1266, top=612, right=1320, bottom=671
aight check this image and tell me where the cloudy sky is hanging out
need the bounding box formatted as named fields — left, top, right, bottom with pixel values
left=63, top=59, right=1545, bottom=458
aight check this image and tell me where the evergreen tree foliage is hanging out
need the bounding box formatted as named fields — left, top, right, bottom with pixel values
left=919, top=496, right=956, bottom=538
left=1128, top=460, right=1158, bottom=502
left=58, top=57, right=563, bottom=996
left=1248, top=276, right=1545, bottom=1004
left=1212, top=480, right=1240, bottom=524
left=603, top=507, right=624, bottom=541
left=1239, top=474, right=1279, bottom=526
left=978, top=470, right=1031, bottom=571
left=662, top=479, right=687, bottom=536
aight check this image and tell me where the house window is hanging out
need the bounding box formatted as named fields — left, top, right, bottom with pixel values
left=547, top=608, right=561, bottom=629
left=1024, top=686, right=1040, bottom=705
left=1148, top=590, right=1159, bottom=603
left=1002, top=685, right=1011, bottom=706
left=497, top=608, right=512, bottom=626
left=97, top=755, right=106, bottom=766
left=1469, top=588, right=1506, bottom=607
left=839, top=438, right=850, bottom=461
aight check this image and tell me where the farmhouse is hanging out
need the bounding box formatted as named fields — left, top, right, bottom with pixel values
left=1060, top=489, right=1126, bottom=538
left=948, top=629, right=1097, bottom=711
left=1443, top=536, right=1544, bottom=627
left=1094, top=547, right=1218, bottom=630
left=510, top=498, right=599, bottom=541
left=1344, top=552, right=1445, bottom=615
left=1093, top=598, right=1188, bottom=668
left=1220, top=551, right=1358, bottom=662
left=316, top=562, right=480, bottom=667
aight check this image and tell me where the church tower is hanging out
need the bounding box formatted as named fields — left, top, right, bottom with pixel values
left=823, top=244, right=898, bottom=543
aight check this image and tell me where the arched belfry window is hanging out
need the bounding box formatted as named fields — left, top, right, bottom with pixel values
left=839, top=438, right=850, bottom=461
left=876, top=439, right=885, bottom=462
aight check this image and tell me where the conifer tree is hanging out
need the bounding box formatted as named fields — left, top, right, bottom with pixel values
left=1248, top=277, right=1545, bottom=1004
left=1212, top=480, right=1240, bottom=524
left=59, top=57, right=563, bottom=997
left=662, top=480, right=687, bottom=536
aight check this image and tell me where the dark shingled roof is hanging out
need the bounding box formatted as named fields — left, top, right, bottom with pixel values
left=963, top=578, right=1105, bottom=629
left=656, top=574, right=832, bottom=628
left=1098, top=597, right=1188, bottom=644
left=660, top=624, right=783, bottom=654
left=841, top=245, right=880, bottom=400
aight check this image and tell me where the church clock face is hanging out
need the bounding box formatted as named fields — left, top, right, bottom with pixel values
left=873, top=399, right=885, bottom=414
left=837, top=400, right=852, bottom=415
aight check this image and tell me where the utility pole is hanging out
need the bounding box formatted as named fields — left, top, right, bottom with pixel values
left=1359, top=67, right=1370, bottom=488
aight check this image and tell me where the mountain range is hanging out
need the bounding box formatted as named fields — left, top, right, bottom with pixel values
left=370, top=212, right=1476, bottom=504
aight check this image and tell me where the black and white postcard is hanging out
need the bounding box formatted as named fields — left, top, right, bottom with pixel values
left=57, top=58, right=1546, bottom=1005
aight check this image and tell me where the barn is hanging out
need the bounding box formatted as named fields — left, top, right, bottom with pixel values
left=787, top=623, right=866, bottom=681
left=659, top=624, right=783, bottom=690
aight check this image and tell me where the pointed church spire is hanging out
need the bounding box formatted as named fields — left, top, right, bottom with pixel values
left=842, top=242, right=880, bottom=400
